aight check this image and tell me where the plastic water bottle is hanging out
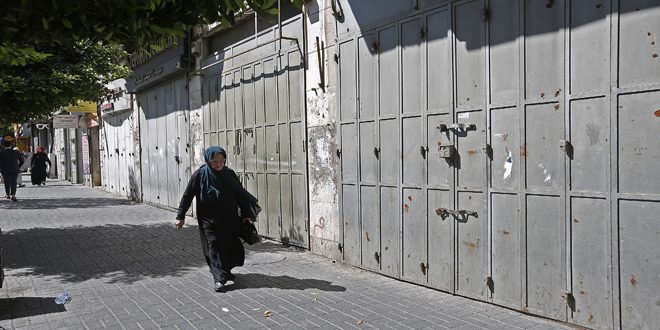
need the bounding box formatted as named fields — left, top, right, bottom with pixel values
left=54, top=292, right=71, bottom=304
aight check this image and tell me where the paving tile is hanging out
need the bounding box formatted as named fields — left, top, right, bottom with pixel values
left=0, top=180, right=572, bottom=330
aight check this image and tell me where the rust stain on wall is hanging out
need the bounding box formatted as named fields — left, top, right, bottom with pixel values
left=654, top=109, right=660, bottom=117
left=463, top=240, right=479, bottom=250
left=520, top=146, right=527, bottom=157
left=365, top=231, right=370, bottom=242
left=467, top=149, right=478, bottom=155
left=502, top=230, right=510, bottom=235
left=408, top=195, right=413, bottom=201
left=403, top=204, right=409, bottom=212
left=554, top=89, right=561, bottom=97
left=631, top=275, right=638, bottom=287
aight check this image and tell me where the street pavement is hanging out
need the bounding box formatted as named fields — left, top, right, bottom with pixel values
left=0, top=177, right=572, bottom=330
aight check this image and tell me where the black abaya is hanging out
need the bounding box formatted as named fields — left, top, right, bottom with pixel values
left=30, top=153, right=51, bottom=185
left=176, top=168, right=244, bottom=283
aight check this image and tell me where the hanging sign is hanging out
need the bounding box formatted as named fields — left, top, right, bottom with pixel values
left=53, top=115, right=80, bottom=129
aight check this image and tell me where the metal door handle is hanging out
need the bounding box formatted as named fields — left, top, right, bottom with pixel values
left=435, top=208, right=478, bottom=218
left=438, top=123, right=476, bottom=132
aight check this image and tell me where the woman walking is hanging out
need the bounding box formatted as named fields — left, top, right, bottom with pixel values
left=175, top=146, right=259, bottom=292
left=30, top=146, right=51, bottom=186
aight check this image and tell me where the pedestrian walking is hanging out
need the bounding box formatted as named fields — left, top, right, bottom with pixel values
left=0, top=140, right=25, bottom=201
left=175, top=146, right=261, bottom=292
left=30, top=146, right=51, bottom=186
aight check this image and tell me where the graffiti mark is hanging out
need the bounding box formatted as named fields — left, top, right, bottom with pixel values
left=494, top=133, right=508, bottom=141
left=538, top=163, right=552, bottom=182
left=503, top=151, right=513, bottom=180
left=313, top=216, right=326, bottom=232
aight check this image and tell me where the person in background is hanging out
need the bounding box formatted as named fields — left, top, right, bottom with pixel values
left=0, top=140, right=24, bottom=201
left=13, top=147, right=25, bottom=187
left=30, top=146, right=51, bottom=186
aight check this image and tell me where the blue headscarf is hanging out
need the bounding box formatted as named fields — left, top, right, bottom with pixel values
left=198, top=146, right=262, bottom=218
left=198, top=146, right=228, bottom=204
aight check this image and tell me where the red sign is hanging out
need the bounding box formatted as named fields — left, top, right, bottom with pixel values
left=101, top=102, right=114, bottom=111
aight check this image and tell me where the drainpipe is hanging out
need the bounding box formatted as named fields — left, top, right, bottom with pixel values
left=278, top=0, right=282, bottom=51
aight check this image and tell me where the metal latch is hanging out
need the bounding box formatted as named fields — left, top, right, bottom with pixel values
left=438, top=123, right=476, bottom=132
left=373, top=147, right=380, bottom=159
left=420, top=146, right=429, bottom=158
left=560, top=140, right=573, bottom=158
left=564, top=291, right=576, bottom=312
left=438, top=145, right=455, bottom=158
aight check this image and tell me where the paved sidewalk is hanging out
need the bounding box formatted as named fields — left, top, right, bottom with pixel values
left=0, top=178, right=571, bottom=329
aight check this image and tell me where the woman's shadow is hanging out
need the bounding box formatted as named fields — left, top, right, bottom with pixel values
left=219, top=273, right=346, bottom=293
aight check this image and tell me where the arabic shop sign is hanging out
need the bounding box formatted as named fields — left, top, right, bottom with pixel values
left=134, top=66, right=164, bottom=86
left=126, top=36, right=178, bottom=69
left=53, top=115, right=80, bottom=129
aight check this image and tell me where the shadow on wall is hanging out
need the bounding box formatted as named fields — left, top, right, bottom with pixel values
left=337, top=0, right=660, bottom=53
left=128, top=167, right=140, bottom=201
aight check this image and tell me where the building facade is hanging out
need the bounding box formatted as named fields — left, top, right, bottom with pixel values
left=97, top=1, right=660, bottom=328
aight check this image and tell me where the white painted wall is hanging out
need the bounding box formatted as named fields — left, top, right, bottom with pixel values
left=305, top=0, right=342, bottom=260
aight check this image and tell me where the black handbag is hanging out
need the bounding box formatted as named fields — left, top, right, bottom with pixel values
left=239, top=220, right=262, bottom=245
left=218, top=170, right=262, bottom=245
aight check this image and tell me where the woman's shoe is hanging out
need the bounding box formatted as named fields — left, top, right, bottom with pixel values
left=214, top=282, right=226, bottom=292
left=11, top=196, right=17, bottom=201
left=4, top=195, right=9, bottom=199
